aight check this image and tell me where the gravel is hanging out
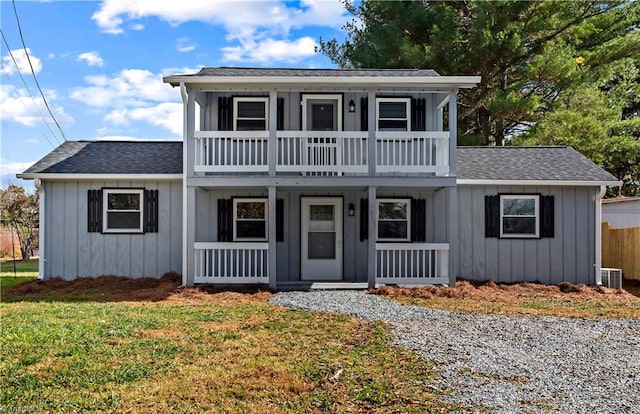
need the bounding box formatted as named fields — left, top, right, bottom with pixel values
left=270, top=290, right=640, bottom=414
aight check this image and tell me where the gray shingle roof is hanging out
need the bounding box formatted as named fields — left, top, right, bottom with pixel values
left=457, top=146, right=618, bottom=182
left=186, top=67, right=441, bottom=78
left=20, top=141, right=618, bottom=184
left=20, top=141, right=182, bottom=175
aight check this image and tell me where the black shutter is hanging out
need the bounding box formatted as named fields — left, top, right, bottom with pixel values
left=277, top=97, right=285, bottom=130
left=218, top=199, right=233, bottom=241
left=359, top=198, right=369, bottom=241
left=218, top=96, right=233, bottom=131
left=485, top=195, right=500, bottom=238
left=276, top=198, right=284, bottom=242
left=87, top=189, right=103, bottom=233
left=411, top=199, right=426, bottom=242
left=540, top=195, right=555, bottom=238
left=360, top=97, right=368, bottom=131
left=411, top=98, right=426, bottom=131
left=144, top=189, right=159, bottom=233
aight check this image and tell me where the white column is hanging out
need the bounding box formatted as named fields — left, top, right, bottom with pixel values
left=368, top=186, right=377, bottom=288
left=269, top=90, right=278, bottom=177
left=448, top=92, right=457, bottom=177
left=268, top=186, right=277, bottom=290
left=367, top=90, right=376, bottom=177
left=448, top=186, right=458, bottom=287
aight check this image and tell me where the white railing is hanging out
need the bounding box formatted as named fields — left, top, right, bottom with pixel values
left=376, top=132, right=449, bottom=174
left=192, top=130, right=450, bottom=175
left=194, top=242, right=269, bottom=284
left=277, top=131, right=368, bottom=175
left=376, top=243, right=449, bottom=285
left=194, top=131, right=269, bottom=172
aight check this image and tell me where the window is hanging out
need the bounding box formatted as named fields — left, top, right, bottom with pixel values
left=103, top=189, right=143, bottom=233
left=377, top=199, right=411, bottom=241
left=376, top=98, right=411, bottom=131
left=500, top=195, right=539, bottom=238
left=234, top=97, right=268, bottom=131
left=233, top=198, right=267, bottom=241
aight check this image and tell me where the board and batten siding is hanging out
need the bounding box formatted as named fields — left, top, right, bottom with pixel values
left=456, top=185, right=597, bottom=285
left=43, top=180, right=182, bottom=280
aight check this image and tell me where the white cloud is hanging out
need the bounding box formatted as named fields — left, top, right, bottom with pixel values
left=1, top=48, right=42, bottom=75
left=104, top=102, right=183, bottom=136
left=0, top=159, right=36, bottom=177
left=77, top=51, right=104, bottom=67
left=25, top=139, right=40, bottom=144
left=91, top=0, right=349, bottom=62
left=222, top=36, right=316, bottom=63
left=0, top=85, right=74, bottom=127
left=70, top=69, right=178, bottom=108
left=176, top=37, right=196, bottom=53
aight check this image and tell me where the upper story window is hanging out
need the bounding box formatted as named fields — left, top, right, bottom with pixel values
left=234, top=97, right=268, bottom=131
left=103, top=189, right=144, bottom=233
left=500, top=195, right=539, bottom=238
left=233, top=198, right=268, bottom=241
left=376, top=98, right=411, bottom=131
left=377, top=199, right=411, bottom=241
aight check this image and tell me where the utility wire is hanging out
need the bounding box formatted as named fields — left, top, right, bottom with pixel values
left=0, top=32, right=60, bottom=148
left=11, top=0, right=67, bottom=141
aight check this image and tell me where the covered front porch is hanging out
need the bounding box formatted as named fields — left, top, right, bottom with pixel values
left=185, top=185, right=456, bottom=289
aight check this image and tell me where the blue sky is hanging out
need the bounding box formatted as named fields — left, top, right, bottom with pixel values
left=1, top=0, right=351, bottom=186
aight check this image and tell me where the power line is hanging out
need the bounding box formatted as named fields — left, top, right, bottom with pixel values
left=0, top=31, right=60, bottom=148
left=11, top=0, right=67, bottom=141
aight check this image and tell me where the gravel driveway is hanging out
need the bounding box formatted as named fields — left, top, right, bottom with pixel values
left=270, top=290, right=640, bottom=414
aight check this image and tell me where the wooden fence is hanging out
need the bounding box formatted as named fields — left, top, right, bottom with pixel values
left=602, top=222, right=640, bottom=280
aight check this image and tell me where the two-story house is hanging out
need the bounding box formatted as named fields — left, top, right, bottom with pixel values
left=18, top=68, right=620, bottom=288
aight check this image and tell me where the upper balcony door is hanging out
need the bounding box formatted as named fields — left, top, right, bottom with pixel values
left=302, top=94, right=343, bottom=131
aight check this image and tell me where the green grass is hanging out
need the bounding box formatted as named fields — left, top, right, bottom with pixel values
left=0, top=259, right=37, bottom=293
left=0, top=292, right=457, bottom=413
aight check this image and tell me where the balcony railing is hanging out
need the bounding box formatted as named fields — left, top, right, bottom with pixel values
left=193, top=131, right=450, bottom=175
left=194, top=242, right=269, bottom=284
left=375, top=243, right=449, bottom=285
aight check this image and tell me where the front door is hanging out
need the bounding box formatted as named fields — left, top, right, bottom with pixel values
left=301, top=197, right=343, bottom=280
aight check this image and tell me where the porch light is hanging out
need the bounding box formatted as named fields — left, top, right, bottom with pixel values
left=348, top=203, right=355, bottom=216
left=348, top=99, right=356, bottom=113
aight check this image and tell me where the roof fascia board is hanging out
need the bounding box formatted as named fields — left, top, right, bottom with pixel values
left=17, top=173, right=183, bottom=181
left=164, top=75, right=481, bottom=89
left=457, top=179, right=622, bottom=187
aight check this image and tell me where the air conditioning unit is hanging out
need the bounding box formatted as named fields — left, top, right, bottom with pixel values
left=601, top=268, right=623, bottom=289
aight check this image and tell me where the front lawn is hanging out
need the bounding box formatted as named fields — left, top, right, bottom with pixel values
left=0, top=281, right=453, bottom=413
left=0, top=259, right=38, bottom=293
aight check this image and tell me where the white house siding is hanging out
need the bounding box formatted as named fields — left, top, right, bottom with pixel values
left=456, top=185, right=597, bottom=285
left=602, top=198, right=640, bottom=228
left=193, top=187, right=450, bottom=284
left=43, top=180, right=182, bottom=280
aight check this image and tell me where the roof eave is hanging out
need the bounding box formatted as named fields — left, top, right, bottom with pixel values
left=17, top=173, right=183, bottom=181
left=456, top=179, right=622, bottom=187
left=163, top=75, right=482, bottom=89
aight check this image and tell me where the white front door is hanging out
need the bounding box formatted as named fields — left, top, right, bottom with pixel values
left=301, top=197, right=343, bottom=280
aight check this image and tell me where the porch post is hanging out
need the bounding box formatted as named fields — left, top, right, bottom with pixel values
left=268, top=90, right=278, bottom=177
left=448, top=92, right=458, bottom=287
left=183, top=84, right=196, bottom=286
left=367, top=90, right=376, bottom=176
left=268, top=185, right=277, bottom=290
left=185, top=186, right=196, bottom=286
left=448, top=92, right=457, bottom=176
left=368, top=186, right=377, bottom=289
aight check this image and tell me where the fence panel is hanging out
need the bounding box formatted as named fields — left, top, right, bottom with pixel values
left=602, top=222, right=640, bottom=280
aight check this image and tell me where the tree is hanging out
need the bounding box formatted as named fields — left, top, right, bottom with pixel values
left=319, top=0, right=640, bottom=193
left=0, top=185, right=39, bottom=260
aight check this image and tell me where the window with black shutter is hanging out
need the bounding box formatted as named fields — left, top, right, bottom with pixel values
left=87, top=188, right=158, bottom=234
left=485, top=194, right=554, bottom=239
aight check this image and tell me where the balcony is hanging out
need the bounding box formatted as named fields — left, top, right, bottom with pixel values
left=193, top=131, right=450, bottom=176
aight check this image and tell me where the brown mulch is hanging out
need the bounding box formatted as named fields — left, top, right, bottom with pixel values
left=370, top=279, right=640, bottom=303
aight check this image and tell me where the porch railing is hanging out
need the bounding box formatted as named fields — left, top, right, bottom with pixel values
left=376, top=132, right=449, bottom=174
left=194, top=131, right=269, bottom=172
left=194, top=242, right=269, bottom=284
left=193, top=131, right=450, bottom=175
left=277, top=131, right=368, bottom=175
left=375, top=243, right=449, bottom=285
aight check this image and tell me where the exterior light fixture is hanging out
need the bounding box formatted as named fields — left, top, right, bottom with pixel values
left=348, top=203, right=355, bottom=216
left=348, top=99, right=356, bottom=113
